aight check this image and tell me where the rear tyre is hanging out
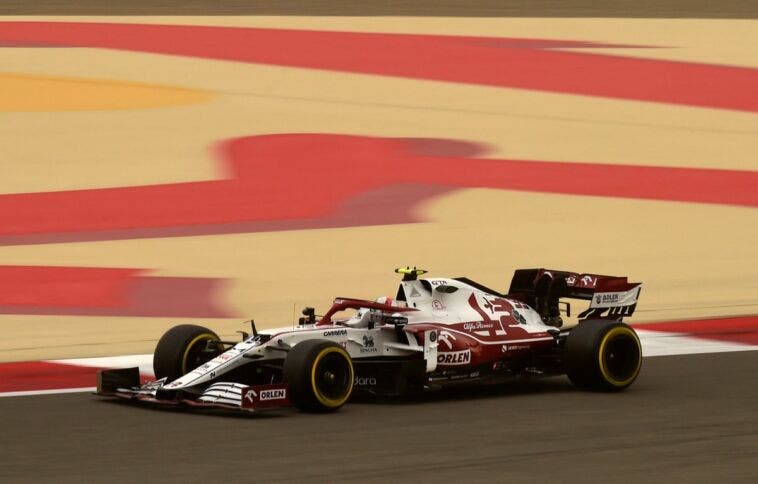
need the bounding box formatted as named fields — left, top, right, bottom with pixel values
left=153, top=324, right=220, bottom=381
left=284, top=340, right=354, bottom=412
left=564, top=320, right=642, bottom=391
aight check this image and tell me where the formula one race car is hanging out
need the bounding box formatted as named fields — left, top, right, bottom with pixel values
left=98, top=267, right=643, bottom=413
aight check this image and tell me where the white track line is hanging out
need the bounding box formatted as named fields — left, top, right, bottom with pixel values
left=636, top=330, right=758, bottom=357
left=0, top=387, right=95, bottom=398
left=48, top=353, right=154, bottom=375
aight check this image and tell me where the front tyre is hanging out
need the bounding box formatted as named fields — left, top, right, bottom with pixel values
left=564, top=320, right=642, bottom=391
left=153, top=324, right=220, bottom=381
left=284, top=340, right=354, bottom=412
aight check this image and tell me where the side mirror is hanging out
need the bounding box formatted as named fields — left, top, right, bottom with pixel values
left=384, top=314, right=408, bottom=326
left=299, top=307, right=316, bottom=325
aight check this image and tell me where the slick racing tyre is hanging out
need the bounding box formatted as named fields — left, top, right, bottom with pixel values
left=284, top=340, right=354, bottom=412
left=564, top=320, right=642, bottom=391
left=153, top=324, right=221, bottom=381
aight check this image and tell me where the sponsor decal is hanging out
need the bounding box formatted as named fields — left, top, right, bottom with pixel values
left=242, top=386, right=289, bottom=408
left=591, top=287, right=640, bottom=309
left=259, top=388, right=287, bottom=401
left=143, top=378, right=167, bottom=390
left=596, top=293, right=619, bottom=304
left=481, top=297, right=510, bottom=314
left=323, top=329, right=348, bottom=337
left=512, top=309, right=527, bottom=325
left=437, top=349, right=471, bottom=366
left=360, top=335, right=378, bottom=353
left=430, top=280, right=447, bottom=286
left=502, top=344, right=529, bottom=352
left=463, top=321, right=494, bottom=331
left=580, top=275, right=597, bottom=287
left=429, top=331, right=437, bottom=342
left=432, top=299, right=445, bottom=311
left=565, top=275, right=577, bottom=285
left=354, top=376, right=377, bottom=386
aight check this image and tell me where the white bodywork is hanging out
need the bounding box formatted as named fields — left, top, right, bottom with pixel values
left=163, top=276, right=553, bottom=391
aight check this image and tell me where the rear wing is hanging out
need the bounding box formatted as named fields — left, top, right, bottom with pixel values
left=507, top=268, right=642, bottom=321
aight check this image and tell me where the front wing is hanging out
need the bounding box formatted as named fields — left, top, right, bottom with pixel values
left=96, top=367, right=290, bottom=412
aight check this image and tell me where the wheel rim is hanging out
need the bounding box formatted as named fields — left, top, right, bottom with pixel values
left=599, top=328, right=641, bottom=386
left=311, top=347, right=353, bottom=407
left=181, top=333, right=218, bottom=374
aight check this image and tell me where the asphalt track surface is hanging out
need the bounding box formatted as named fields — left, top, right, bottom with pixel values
left=1, top=351, right=756, bottom=483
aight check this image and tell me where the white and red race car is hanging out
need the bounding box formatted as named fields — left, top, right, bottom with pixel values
left=98, top=267, right=643, bottom=413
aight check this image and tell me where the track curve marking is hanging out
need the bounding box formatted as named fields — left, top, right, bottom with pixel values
left=1, top=21, right=757, bottom=112
left=0, top=265, right=231, bottom=318
left=1, top=134, right=756, bottom=244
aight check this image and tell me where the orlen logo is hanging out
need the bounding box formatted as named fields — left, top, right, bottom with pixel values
left=437, top=349, right=471, bottom=366
left=259, top=389, right=287, bottom=401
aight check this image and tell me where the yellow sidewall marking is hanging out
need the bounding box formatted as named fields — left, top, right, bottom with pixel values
left=181, top=333, right=218, bottom=374
left=310, top=346, right=354, bottom=408
left=598, top=327, right=642, bottom=387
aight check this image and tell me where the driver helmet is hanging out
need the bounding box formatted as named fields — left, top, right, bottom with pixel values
left=375, top=296, right=407, bottom=308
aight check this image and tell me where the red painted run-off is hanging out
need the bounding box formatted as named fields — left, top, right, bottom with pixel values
left=0, top=361, right=150, bottom=393
left=0, top=361, right=97, bottom=392
left=0, top=266, right=141, bottom=308
left=1, top=21, right=757, bottom=112
left=635, top=315, right=758, bottom=346
left=1, top=135, right=757, bottom=244
left=0, top=266, right=231, bottom=318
